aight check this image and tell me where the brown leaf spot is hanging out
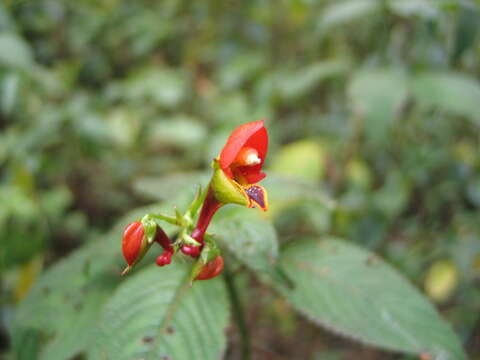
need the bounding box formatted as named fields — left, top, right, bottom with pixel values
left=142, top=336, right=154, bottom=344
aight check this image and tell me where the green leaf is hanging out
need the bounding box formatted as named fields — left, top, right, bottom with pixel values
left=210, top=206, right=278, bottom=273
left=277, top=61, right=348, bottom=101
left=0, top=73, right=20, bottom=115
left=388, top=0, right=440, bottom=19
left=217, top=52, right=265, bottom=90
left=0, top=32, right=34, bottom=69
left=148, top=115, right=208, bottom=149
left=349, top=68, right=407, bottom=144
left=90, top=263, right=230, bottom=360
left=410, top=71, right=480, bottom=124
left=12, top=202, right=178, bottom=360
left=275, top=238, right=466, bottom=359
left=319, top=0, right=381, bottom=30
left=115, top=67, right=188, bottom=108
left=262, top=174, right=335, bottom=210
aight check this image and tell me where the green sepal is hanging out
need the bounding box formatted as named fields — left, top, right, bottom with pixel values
left=174, top=207, right=186, bottom=227
left=182, top=234, right=201, bottom=247
left=149, top=213, right=178, bottom=226
left=186, top=185, right=208, bottom=220
left=141, top=215, right=158, bottom=245
left=210, top=159, right=249, bottom=206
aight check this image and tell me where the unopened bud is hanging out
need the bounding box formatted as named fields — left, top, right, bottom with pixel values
left=156, top=252, right=172, bottom=267
left=195, top=256, right=224, bottom=280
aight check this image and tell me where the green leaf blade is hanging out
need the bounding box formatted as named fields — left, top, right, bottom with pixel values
left=210, top=207, right=278, bottom=274
left=275, top=238, right=466, bottom=359
left=90, top=263, right=230, bottom=360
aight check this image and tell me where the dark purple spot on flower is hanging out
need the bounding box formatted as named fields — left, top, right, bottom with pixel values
left=245, top=185, right=268, bottom=211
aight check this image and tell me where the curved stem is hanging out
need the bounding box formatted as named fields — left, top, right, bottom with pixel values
left=191, top=187, right=222, bottom=243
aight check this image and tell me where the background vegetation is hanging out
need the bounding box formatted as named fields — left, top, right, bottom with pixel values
left=1, top=0, right=480, bottom=359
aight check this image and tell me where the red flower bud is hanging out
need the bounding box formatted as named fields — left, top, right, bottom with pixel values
left=195, top=256, right=224, bottom=280
left=181, top=244, right=201, bottom=258
left=156, top=252, right=172, bottom=267
left=122, top=221, right=145, bottom=266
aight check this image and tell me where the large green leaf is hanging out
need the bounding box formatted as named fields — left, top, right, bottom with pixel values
left=275, top=238, right=466, bottom=359
left=410, top=71, right=480, bottom=124
left=12, top=203, right=177, bottom=360
left=319, top=0, right=381, bottom=30
left=210, top=206, right=278, bottom=273
left=90, top=263, right=230, bottom=360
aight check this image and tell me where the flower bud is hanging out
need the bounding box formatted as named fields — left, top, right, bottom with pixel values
left=156, top=252, right=172, bottom=267
left=122, top=221, right=148, bottom=266
left=195, top=256, right=224, bottom=280
left=121, top=221, right=169, bottom=275
left=181, top=244, right=201, bottom=257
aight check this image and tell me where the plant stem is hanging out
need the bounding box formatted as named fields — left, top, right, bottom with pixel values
left=223, top=264, right=251, bottom=360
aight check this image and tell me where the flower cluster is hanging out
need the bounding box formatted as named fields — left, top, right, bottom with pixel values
left=121, top=121, right=268, bottom=281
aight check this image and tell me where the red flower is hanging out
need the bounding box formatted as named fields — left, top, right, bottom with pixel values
left=181, top=121, right=269, bottom=258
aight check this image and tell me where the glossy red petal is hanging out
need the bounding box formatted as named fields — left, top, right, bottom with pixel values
left=243, top=171, right=266, bottom=184
left=122, top=222, right=144, bottom=265
left=219, top=120, right=265, bottom=169
left=243, top=126, right=268, bottom=165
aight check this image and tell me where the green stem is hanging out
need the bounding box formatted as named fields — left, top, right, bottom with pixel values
left=149, top=213, right=178, bottom=226
left=223, top=264, right=251, bottom=360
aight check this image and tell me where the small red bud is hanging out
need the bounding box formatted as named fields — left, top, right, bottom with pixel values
left=122, top=222, right=145, bottom=266
left=156, top=252, right=172, bottom=267
left=195, top=256, right=224, bottom=280
left=181, top=245, right=201, bottom=258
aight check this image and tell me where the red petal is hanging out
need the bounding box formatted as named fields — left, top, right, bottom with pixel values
left=243, top=126, right=268, bottom=166
left=219, top=120, right=266, bottom=170
left=243, top=171, right=266, bottom=184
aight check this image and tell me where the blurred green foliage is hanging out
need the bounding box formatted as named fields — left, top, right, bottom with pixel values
left=1, top=0, right=480, bottom=359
